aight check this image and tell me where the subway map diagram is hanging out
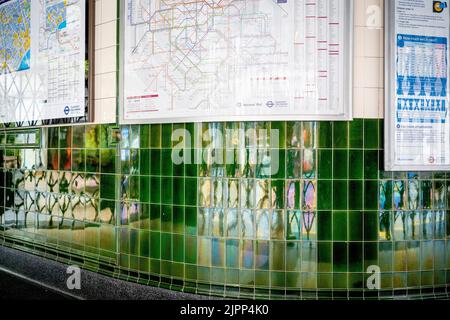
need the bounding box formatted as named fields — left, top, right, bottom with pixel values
left=123, top=0, right=350, bottom=122
left=0, top=0, right=31, bottom=74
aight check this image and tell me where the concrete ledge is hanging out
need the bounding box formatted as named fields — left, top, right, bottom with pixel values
left=0, top=246, right=209, bottom=300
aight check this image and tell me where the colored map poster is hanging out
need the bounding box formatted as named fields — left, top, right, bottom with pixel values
left=121, top=0, right=352, bottom=123
left=0, top=0, right=85, bottom=124
left=0, top=0, right=31, bottom=74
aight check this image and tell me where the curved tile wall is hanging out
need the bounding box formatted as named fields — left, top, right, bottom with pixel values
left=0, top=120, right=449, bottom=299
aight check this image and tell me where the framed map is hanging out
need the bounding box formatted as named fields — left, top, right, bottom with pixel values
left=0, top=0, right=88, bottom=125
left=120, top=0, right=353, bottom=124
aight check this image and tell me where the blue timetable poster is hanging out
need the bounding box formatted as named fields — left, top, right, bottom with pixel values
left=389, top=0, right=450, bottom=169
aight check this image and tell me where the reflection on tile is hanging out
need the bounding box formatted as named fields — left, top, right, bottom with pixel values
left=256, top=210, right=270, bottom=240
left=287, top=210, right=301, bottom=240
left=225, top=209, right=239, bottom=237
left=241, top=240, right=254, bottom=269
left=271, top=210, right=284, bottom=240
left=241, top=209, right=254, bottom=239
left=302, top=180, right=316, bottom=211
left=255, top=180, right=269, bottom=209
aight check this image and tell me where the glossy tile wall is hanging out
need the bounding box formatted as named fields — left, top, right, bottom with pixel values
left=0, top=120, right=449, bottom=299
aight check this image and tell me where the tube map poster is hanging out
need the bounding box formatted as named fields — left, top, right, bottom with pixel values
left=121, top=0, right=353, bottom=123
left=0, top=0, right=85, bottom=123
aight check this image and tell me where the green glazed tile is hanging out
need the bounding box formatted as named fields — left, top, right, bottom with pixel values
left=161, top=149, right=173, bottom=176
left=140, top=125, right=150, bottom=149
left=57, top=150, right=71, bottom=171
left=379, top=120, right=385, bottom=149
left=349, top=120, right=363, bottom=149
left=333, top=242, right=348, bottom=272
left=161, top=177, right=173, bottom=204
left=273, top=149, right=285, bottom=179
left=333, top=122, right=348, bottom=148
left=364, top=211, right=378, bottom=241
left=161, top=205, right=173, bottom=233
left=317, top=180, right=332, bottom=210
left=150, top=176, right=161, bottom=204
left=162, top=124, right=173, bottom=148
left=150, top=259, right=161, bottom=274
left=47, top=127, right=59, bottom=149
left=271, top=122, right=286, bottom=149
left=173, top=177, right=185, bottom=205
left=72, top=149, right=86, bottom=172
left=271, top=272, right=286, bottom=288
left=185, top=178, right=197, bottom=206
left=150, top=231, right=161, bottom=259
left=150, top=204, right=161, bottom=230
left=86, top=125, right=100, bottom=149
left=364, top=242, right=378, bottom=269
left=333, top=150, right=348, bottom=179
left=129, top=229, right=139, bottom=255
left=101, top=149, right=116, bottom=174
left=317, top=273, right=332, bottom=289
left=139, top=176, right=150, bottom=203
left=318, top=122, right=332, bottom=148
left=185, top=155, right=198, bottom=177
left=318, top=149, right=332, bottom=180
left=72, top=125, right=85, bottom=148
left=364, top=181, right=378, bottom=210
left=46, top=149, right=58, bottom=170
left=185, top=207, right=197, bottom=235
left=286, top=122, right=302, bottom=149
left=185, top=236, right=197, bottom=264
left=286, top=150, right=301, bottom=179
left=318, top=242, right=332, bottom=272
left=139, top=149, right=150, bottom=175
left=364, top=119, right=379, bottom=149
left=86, top=149, right=100, bottom=173
left=364, top=150, right=379, bottom=180
left=255, top=271, right=270, bottom=287
left=129, top=175, right=139, bottom=200
left=333, top=180, right=348, bottom=210
left=130, top=149, right=140, bottom=173
left=172, top=206, right=184, bottom=234
left=173, top=234, right=184, bottom=262
left=120, top=228, right=129, bottom=254
left=150, top=124, right=161, bottom=148
left=173, top=149, right=185, bottom=177
left=349, top=150, right=363, bottom=179
left=333, top=211, right=348, bottom=241
left=150, top=149, right=161, bottom=175
left=318, top=211, right=332, bottom=241
left=348, top=212, right=363, bottom=241
left=349, top=180, right=363, bottom=210
left=59, top=127, right=72, bottom=148
left=333, top=272, right=348, bottom=288
left=348, top=242, right=363, bottom=272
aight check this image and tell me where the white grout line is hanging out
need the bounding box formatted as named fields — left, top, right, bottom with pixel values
left=0, top=266, right=85, bottom=301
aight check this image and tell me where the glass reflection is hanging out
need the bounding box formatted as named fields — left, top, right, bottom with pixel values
left=287, top=210, right=301, bottom=240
